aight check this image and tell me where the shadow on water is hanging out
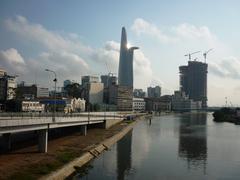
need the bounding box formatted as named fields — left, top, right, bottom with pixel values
left=117, top=131, right=132, bottom=180
left=178, top=113, right=207, bottom=173
left=70, top=130, right=133, bottom=180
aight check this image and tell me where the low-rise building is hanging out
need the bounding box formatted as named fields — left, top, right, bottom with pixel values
left=64, top=98, right=86, bottom=113
left=145, top=95, right=172, bottom=112
left=133, top=98, right=145, bottom=111
left=171, top=91, right=202, bottom=111
left=21, top=100, right=45, bottom=112
left=39, top=99, right=66, bottom=112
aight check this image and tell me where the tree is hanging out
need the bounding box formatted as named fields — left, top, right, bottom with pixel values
left=65, top=83, right=82, bottom=98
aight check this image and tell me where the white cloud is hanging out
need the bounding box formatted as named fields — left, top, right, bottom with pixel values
left=0, top=48, right=26, bottom=74
left=131, top=18, right=228, bottom=56
left=133, top=51, right=153, bottom=88
left=209, top=57, right=240, bottom=79
left=131, top=18, right=177, bottom=43
left=5, top=15, right=93, bottom=55
left=2, top=16, right=154, bottom=89
left=174, top=23, right=214, bottom=40
left=91, top=41, right=120, bottom=74
left=131, top=18, right=215, bottom=42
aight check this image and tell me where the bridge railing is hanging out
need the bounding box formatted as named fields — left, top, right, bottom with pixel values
left=0, top=112, right=126, bottom=119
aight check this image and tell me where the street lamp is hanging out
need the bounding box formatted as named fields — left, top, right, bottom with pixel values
left=45, top=69, right=57, bottom=122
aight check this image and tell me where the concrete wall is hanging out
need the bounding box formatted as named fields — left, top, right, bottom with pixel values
left=104, top=117, right=123, bottom=129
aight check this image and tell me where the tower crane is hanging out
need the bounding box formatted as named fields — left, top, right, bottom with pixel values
left=184, top=51, right=201, bottom=61
left=203, top=49, right=213, bottom=63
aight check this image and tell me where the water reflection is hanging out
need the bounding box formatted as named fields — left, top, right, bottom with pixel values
left=178, top=113, right=207, bottom=172
left=117, top=131, right=132, bottom=180
left=72, top=113, right=240, bottom=179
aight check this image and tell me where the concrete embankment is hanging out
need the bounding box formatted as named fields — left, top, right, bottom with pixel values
left=41, top=117, right=141, bottom=180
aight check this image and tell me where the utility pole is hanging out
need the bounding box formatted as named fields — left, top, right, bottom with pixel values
left=45, top=69, right=57, bottom=122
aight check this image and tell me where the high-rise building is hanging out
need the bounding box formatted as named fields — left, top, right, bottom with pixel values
left=117, top=86, right=133, bottom=111
left=118, top=27, right=139, bottom=87
left=133, top=89, right=146, bottom=98
left=84, top=82, right=104, bottom=105
left=0, top=69, right=17, bottom=101
left=81, top=76, right=99, bottom=86
left=0, top=68, right=6, bottom=77
left=117, top=27, right=138, bottom=111
left=101, top=74, right=117, bottom=104
left=179, top=61, right=208, bottom=108
left=81, top=76, right=103, bottom=105
left=63, top=80, right=73, bottom=88
left=147, top=86, right=161, bottom=98
left=101, top=74, right=117, bottom=88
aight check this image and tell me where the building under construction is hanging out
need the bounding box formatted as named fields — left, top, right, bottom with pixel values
left=117, top=86, right=133, bottom=111
left=179, top=61, right=208, bottom=109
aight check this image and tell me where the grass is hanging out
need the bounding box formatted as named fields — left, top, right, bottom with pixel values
left=56, top=149, right=80, bottom=164
left=9, top=149, right=81, bottom=180
left=124, top=120, right=134, bottom=124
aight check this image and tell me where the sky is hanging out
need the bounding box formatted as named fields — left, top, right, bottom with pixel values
left=1, top=0, right=240, bottom=106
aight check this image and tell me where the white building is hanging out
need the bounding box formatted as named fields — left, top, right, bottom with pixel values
left=171, top=91, right=202, bottom=111
left=64, top=98, right=86, bottom=113
left=133, top=98, right=145, bottom=111
left=22, top=101, right=45, bottom=112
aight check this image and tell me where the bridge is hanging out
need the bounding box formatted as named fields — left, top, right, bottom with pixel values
left=0, top=112, right=140, bottom=153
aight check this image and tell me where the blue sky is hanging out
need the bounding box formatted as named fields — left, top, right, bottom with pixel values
left=1, top=0, right=240, bottom=106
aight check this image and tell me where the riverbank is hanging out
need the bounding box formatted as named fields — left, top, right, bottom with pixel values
left=0, top=116, right=144, bottom=180
left=213, top=108, right=240, bottom=125
left=42, top=119, right=139, bottom=180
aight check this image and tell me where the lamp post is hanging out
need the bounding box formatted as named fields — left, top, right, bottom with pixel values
left=45, top=69, right=57, bottom=122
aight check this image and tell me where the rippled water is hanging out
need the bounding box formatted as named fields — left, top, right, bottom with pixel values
left=73, top=113, right=240, bottom=180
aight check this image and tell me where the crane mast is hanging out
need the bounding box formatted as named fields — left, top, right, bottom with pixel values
left=203, top=49, right=213, bottom=63
left=184, top=51, right=201, bottom=61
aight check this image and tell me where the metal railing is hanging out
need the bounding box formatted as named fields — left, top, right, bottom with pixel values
left=0, top=112, right=126, bottom=119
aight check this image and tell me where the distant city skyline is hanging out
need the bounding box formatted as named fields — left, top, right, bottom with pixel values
left=1, top=1, right=240, bottom=106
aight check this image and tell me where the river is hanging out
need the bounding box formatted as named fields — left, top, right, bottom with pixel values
left=73, top=112, right=240, bottom=180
